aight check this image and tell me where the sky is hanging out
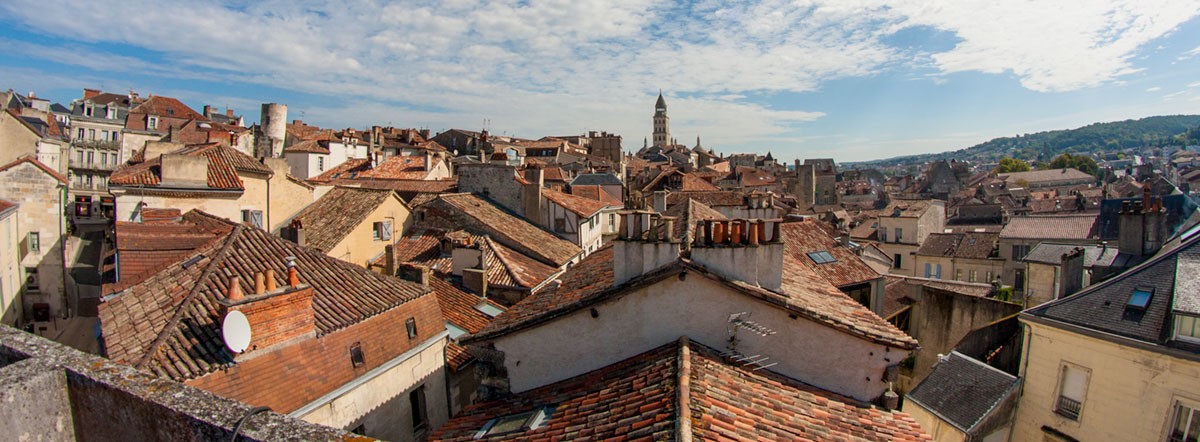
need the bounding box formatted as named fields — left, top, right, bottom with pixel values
left=2, top=1, right=1200, bottom=163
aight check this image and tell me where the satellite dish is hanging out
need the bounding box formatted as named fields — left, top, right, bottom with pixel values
left=222, top=310, right=252, bottom=353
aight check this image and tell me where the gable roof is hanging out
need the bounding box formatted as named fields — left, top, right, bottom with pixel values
left=917, top=232, right=1000, bottom=260
left=664, top=190, right=745, bottom=208
left=466, top=244, right=918, bottom=350
left=99, top=211, right=432, bottom=381
left=430, top=277, right=506, bottom=371
left=570, top=173, right=622, bottom=187
left=1022, top=242, right=1125, bottom=268
left=289, top=186, right=400, bottom=253
left=307, top=158, right=371, bottom=183
left=129, top=95, right=205, bottom=120
left=0, top=156, right=68, bottom=185
left=430, top=338, right=929, bottom=441
left=999, top=214, right=1098, bottom=240
left=782, top=219, right=881, bottom=288
left=906, top=352, right=1019, bottom=433
left=567, top=185, right=623, bottom=207
left=356, top=155, right=437, bottom=180
left=663, top=198, right=727, bottom=243
left=110, top=143, right=271, bottom=190
left=543, top=188, right=606, bottom=217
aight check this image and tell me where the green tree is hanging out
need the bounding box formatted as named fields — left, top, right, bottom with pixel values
left=1046, top=153, right=1099, bottom=176
left=994, top=157, right=1030, bottom=174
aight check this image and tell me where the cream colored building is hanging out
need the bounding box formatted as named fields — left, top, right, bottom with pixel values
left=876, top=200, right=945, bottom=276
left=287, top=186, right=412, bottom=267
left=1011, top=231, right=1200, bottom=442
left=0, top=200, right=21, bottom=324
left=914, top=232, right=1004, bottom=284
left=0, top=158, right=68, bottom=321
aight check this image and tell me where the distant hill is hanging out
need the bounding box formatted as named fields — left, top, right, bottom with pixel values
left=850, top=115, right=1200, bottom=167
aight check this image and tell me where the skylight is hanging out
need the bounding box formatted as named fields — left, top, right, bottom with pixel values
left=808, top=251, right=836, bottom=264
left=1127, top=288, right=1153, bottom=310
left=475, top=301, right=503, bottom=318
left=474, top=405, right=555, bottom=439
left=446, top=322, right=468, bottom=340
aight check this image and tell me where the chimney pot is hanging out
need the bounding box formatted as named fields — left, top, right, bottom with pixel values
left=730, top=220, right=743, bottom=246
left=227, top=276, right=244, bottom=301
left=254, top=272, right=265, bottom=295
left=748, top=222, right=760, bottom=245
left=288, top=266, right=299, bottom=288
left=265, top=268, right=277, bottom=292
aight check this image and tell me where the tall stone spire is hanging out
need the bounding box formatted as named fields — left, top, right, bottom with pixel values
left=652, top=91, right=670, bottom=147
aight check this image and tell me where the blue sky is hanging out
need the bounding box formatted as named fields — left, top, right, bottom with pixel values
left=2, top=0, right=1199, bottom=163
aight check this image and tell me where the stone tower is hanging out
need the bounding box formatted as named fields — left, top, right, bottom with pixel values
left=256, top=103, right=287, bottom=158
left=652, top=91, right=670, bottom=147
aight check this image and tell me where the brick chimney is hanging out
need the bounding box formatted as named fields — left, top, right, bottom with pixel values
left=652, top=191, right=667, bottom=213
left=690, top=218, right=784, bottom=291
left=613, top=211, right=681, bottom=286
left=83, top=88, right=101, bottom=100
left=218, top=263, right=316, bottom=353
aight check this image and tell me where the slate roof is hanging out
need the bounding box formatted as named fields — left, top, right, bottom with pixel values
left=289, top=187, right=399, bottom=253
left=110, top=143, right=271, bottom=190
left=543, top=188, right=606, bottom=217
left=1095, top=194, right=1198, bottom=240
left=99, top=210, right=432, bottom=381
left=422, top=193, right=581, bottom=267
left=905, top=352, right=1019, bottom=433
left=917, top=232, right=1000, bottom=260
left=1022, top=243, right=1124, bottom=268
left=430, top=339, right=929, bottom=441
left=570, top=173, right=622, bottom=187
left=999, top=214, right=1098, bottom=240
left=1023, top=229, right=1200, bottom=346
left=781, top=219, right=881, bottom=288
left=467, top=244, right=918, bottom=350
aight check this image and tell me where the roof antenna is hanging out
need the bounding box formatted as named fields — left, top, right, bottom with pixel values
left=721, top=312, right=777, bottom=371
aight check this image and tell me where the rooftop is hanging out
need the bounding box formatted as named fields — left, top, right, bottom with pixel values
left=110, top=143, right=271, bottom=190
left=905, top=351, right=1019, bottom=434
left=423, top=193, right=581, bottom=267
left=997, top=168, right=1094, bottom=184
left=999, top=214, right=1098, bottom=240
left=917, top=232, right=1000, bottom=260
left=782, top=219, right=881, bottom=288
left=288, top=186, right=400, bottom=253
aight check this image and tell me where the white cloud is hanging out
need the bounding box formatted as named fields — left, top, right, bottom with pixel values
left=1147, top=86, right=1162, bottom=92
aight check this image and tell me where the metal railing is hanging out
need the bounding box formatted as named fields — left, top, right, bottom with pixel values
left=1055, top=396, right=1082, bottom=420
left=68, top=158, right=119, bottom=171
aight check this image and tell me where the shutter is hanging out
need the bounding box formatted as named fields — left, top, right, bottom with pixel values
left=924, top=263, right=931, bottom=278
left=250, top=211, right=263, bottom=229
left=382, top=221, right=393, bottom=241
left=935, top=264, right=942, bottom=279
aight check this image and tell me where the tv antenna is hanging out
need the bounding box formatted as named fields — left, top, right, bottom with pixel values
left=222, top=310, right=252, bottom=353
left=722, top=312, right=777, bottom=371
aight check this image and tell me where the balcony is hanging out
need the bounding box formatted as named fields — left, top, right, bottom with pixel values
left=70, top=182, right=109, bottom=192
left=69, top=158, right=119, bottom=171
left=1055, top=396, right=1082, bottom=420
left=71, top=140, right=120, bottom=151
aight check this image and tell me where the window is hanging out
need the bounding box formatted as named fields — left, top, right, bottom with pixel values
left=1012, top=244, right=1031, bottom=260
left=317, top=156, right=325, bottom=171
left=475, top=406, right=555, bottom=438
left=554, top=218, right=566, bottom=231
left=87, top=151, right=94, bottom=164
left=923, top=263, right=941, bottom=279
left=148, top=116, right=158, bottom=129
left=76, top=128, right=84, bottom=140
left=475, top=301, right=503, bottom=318
left=1176, top=315, right=1200, bottom=343
left=27, top=232, right=39, bottom=253
left=956, top=269, right=963, bottom=281
left=893, top=253, right=902, bottom=268
left=111, top=132, right=119, bottom=143
left=101, top=153, right=108, bottom=165
left=84, top=105, right=92, bottom=117
left=410, top=385, right=428, bottom=433
left=807, top=251, right=836, bottom=264
left=1128, top=287, right=1153, bottom=310
left=25, top=267, right=38, bottom=291
left=76, top=151, right=84, bottom=164
left=406, top=317, right=418, bottom=339
left=241, top=210, right=263, bottom=229
left=970, top=269, right=978, bottom=283
left=88, top=129, right=95, bottom=140
left=446, top=322, right=468, bottom=340
left=349, top=342, right=365, bottom=367
left=893, top=227, right=903, bottom=243
left=372, top=221, right=392, bottom=241
left=1055, top=363, right=1088, bottom=421
left=1170, top=402, right=1199, bottom=442
left=101, top=130, right=109, bottom=141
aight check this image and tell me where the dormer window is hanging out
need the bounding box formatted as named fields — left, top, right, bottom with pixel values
left=808, top=251, right=836, bottom=264
left=148, top=116, right=158, bottom=129
left=1175, top=314, right=1200, bottom=343
left=1127, top=287, right=1153, bottom=310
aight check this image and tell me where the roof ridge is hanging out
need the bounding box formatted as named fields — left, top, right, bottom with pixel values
left=134, top=224, right=245, bottom=369
left=675, top=336, right=693, bottom=442
left=482, top=236, right=527, bottom=287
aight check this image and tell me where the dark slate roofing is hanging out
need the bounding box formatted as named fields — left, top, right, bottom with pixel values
left=905, top=352, right=1019, bottom=433
left=1022, top=243, right=1124, bottom=267
left=1095, top=194, right=1198, bottom=240
left=570, top=173, right=622, bottom=186
left=1024, top=228, right=1200, bottom=345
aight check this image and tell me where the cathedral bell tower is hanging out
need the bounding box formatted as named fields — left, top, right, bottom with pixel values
left=652, top=91, right=670, bottom=147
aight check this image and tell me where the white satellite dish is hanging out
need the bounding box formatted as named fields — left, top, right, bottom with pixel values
left=222, top=310, right=252, bottom=354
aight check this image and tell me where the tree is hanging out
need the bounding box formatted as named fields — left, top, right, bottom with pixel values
left=994, top=157, right=1030, bottom=174
left=1046, top=153, right=1099, bottom=176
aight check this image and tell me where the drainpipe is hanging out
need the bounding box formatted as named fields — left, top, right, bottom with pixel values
left=265, top=170, right=272, bottom=232
left=59, top=184, right=69, bottom=319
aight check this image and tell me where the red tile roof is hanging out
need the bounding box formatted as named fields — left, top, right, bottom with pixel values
left=129, top=96, right=205, bottom=121
left=423, top=193, right=581, bottom=267
left=681, top=172, right=720, bottom=191
left=108, top=214, right=233, bottom=290
left=356, top=155, right=437, bottom=180
left=289, top=186, right=400, bottom=253
left=467, top=244, right=917, bottom=350
left=281, top=139, right=330, bottom=154
left=430, top=277, right=506, bottom=371
left=663, top=197, right=727, bottom=242
left=543, top=188, right=606, bottom=217
left=99, top=210, right=434, bottom=382
left=568, top=185, right=623, bottom=207
left=377, top=229, right=558, bottom=290
left=0, top=198, right=15, bottom=215
left=431, top=339, right=929, bottom=441
left=665, top=190, right=745, bottom=208
left=110, top=143, right=271, bottom=190
left=782, top=219, right=881, bottom=288
left=999, top=214, right=1098, bottom=239
left=307, top=158, right=371, bottom=183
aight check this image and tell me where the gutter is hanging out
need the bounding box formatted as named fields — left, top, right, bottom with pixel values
left=289, top=330, right=450, bottom=418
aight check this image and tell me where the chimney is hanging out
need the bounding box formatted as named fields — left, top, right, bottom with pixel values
left=1144, top=196, right=1165, bottom=255
left=203, top=105, right=213, bottom=118
left=523, top=166, right=545, bottom=224
left=398, top=263, right=433, bottom=288
left=613, top=211, right=681, bottom=286
left=218, top=264, right=316, bottom=353
left=463, top=267, right=488, bottom=297
left=384, top=244, right=398, bottom=275
left=226, top=108, right=234, bottom=117
left=419, top=128, right=430, bottom=140
left=83, top=88, right=101, bottom=100
left=160, top=154, right=209, bottom=187
left=653, top=190, right=667, bottom=213
left=1118, top=200, right=1146, bottom=257
left=1058, top=248, right=1085, bottom=299
left=690, top=219, right=784, bottom=291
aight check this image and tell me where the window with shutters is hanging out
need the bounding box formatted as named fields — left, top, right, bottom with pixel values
left=373, top=221, right=392, bottom=241
left=27, top=232, right=39, bottom=253
left=1055, top=363, right=1089, bottom=421
left=241, top=210, right=263, bottom=229
left=1169, top=400, right=1200, bottom=442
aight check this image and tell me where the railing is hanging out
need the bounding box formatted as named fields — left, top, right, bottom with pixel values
left=68, top=159, right=119, bottom=171
left=70, top=182, right=108, bottom=191
left=1055, top=396, right=1082, bottom=420
left=70, top=140, right=121, bottom=150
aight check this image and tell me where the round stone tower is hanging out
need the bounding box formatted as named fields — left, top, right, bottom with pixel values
left=258, top=103, right=287, bottom=157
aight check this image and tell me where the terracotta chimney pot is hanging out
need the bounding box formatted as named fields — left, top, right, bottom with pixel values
left=288, top=266, right=300, bottom=288
left=254, top=272, right=265, bottom=295
left=265, top=268, right=277, bottom=292
left=227, top=276, right=244, bottom=301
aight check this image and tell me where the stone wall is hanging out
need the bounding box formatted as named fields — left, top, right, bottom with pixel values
left=0, top=161, right=67, bottom=319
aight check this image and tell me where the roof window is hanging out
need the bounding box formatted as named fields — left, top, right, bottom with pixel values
left=475, top=301, right=503, bottom=318
left=1127, top=287, right=1153, bottom=310
left=474, top=405, right=556, bottom=439
left=807, top=251, right=836, bottom=264
left=446, top=322, right=468, bottom=340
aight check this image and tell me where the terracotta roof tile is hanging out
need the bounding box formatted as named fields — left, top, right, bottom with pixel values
left=999, top=214, right=1098, bottom=239
left=543, top=188, right=606, bottom=217
left=289, top=186, right=399, bottom=253
left=282, top=139, right=330, bottom=154
left=307, top=158, right=371, bottom=183
left=356, top=155, right=437, bottom=180
left=129, top=96, right=205, bottom=121
left=424, top=193, right=581, bottom=267
left=429, top=277, right=505, bottom=371
left=782, top=220, right=881, bottom=288
left=681, top=173, right=720, bottom=191
left=568, top=185, right=623, bottom=207
left=379, top=229, right=558, bottom=290
left=663, top=198, right=727, bottom=242
left=110, top=143, right=270, bottom=190
left=916, top=232, right=1000, bottom=260
left=665, top=191, right=745, bottom=208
